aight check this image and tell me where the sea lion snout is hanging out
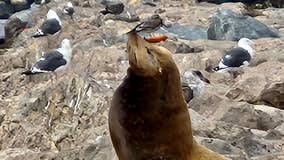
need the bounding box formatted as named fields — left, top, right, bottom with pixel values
left=127, top=33, right=162, bottom=76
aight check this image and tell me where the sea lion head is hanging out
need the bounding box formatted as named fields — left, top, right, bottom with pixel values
left=127, top=32, right=172, bottom=77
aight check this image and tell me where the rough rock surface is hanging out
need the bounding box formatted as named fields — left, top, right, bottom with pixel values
left=0, top=18, right=27, bottom=48
left=197, top=0, right=284, bottom=8
left=0, top=0, right=33, bottom=19
left=0, top=0, right=284, bottom=160
left=207, top=9, right=280, bottom=41
left=159, top=23, right=208, bottom=40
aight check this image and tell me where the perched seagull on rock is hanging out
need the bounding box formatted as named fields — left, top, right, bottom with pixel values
left=182, top=70, right=210, bottom=103
left=32, top=9, right=62, bottom=38
left=100, top=0, right=125, bottom=15
left=63, top=2, right=75, bottom=19
left=213, top=38, right=254, bottom=72
left=22, top=39, right=72, bottom=75
left=129, top=14, right=166, bottom=33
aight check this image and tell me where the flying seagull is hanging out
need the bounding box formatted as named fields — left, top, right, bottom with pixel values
left=22, top=39, right=72, bottom=75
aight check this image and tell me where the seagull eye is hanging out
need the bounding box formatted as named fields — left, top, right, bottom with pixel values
left=193, top=71, right=202, bottom=76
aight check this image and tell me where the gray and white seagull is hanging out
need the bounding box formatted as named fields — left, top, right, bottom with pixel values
left=213, top=38, right=254, bottom=72
left=22, top=39, right=72, bottom=75
left=100, top=0, right=125, bottom=15
left=63, top=2, right=75, bottom=19
left=32, top=9, right=62, bottom=38
left=182, top=70, right=210, bottom=103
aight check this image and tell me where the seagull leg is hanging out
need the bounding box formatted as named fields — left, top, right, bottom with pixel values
left=102, top=39, right=108, bottom=47
left=55, top=72, right=58, bottom=81
left=43, top=3, right=50, bottom=10
left=49, top=72, right=57, bottom=84
left=126, top=11, right=131, bottom=19
left=46, top=36, right=50, bottom=48
left=71, top=15, right=74, bottom=21
left=52, top=72, right=58, bottom=83
left=160, top=27, right=169, bottom=33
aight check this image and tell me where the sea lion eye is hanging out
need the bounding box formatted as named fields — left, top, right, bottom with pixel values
left=146, top=47, right=151, bottom=55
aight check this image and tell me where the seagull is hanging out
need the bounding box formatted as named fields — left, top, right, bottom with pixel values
left=100, top=0, right=125, bottom=15
left=22, top=39, right=72, bottom=76
left=32, top=9, right=62, bottom=38
left=182, top=70, right=210, bottom=103
left=128, top=14, right=166, bottom=33
left=63, top=2, right=75, bottom=19
left=213, top=38, right=254, bottom=72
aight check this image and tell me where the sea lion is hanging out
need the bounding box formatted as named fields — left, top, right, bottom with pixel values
left=109, top=32, right=229, bottom=160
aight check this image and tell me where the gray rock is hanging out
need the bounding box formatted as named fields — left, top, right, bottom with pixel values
left=10, top=9, right=33, bottom=28
left=197, top=0, right=257, bottom=4
left=159, top=23, right=207, bottom=40
left=0, top=0, right=33, bottom=19
left=231, top=135, right=281, bottom=157
left=0, top=21, right=5, bottom=44
left=0, top=2, right=14, bottom=19
left=207, top=9, right=280, bottom=41
left=197, top=0, right=283, bottom=8
left=0, top=18, right=26, bottom=48
left=196, top=136, right=249, bottom=160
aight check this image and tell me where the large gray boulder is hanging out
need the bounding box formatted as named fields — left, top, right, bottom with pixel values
left=0, top=1, right=14, bottom=19
left=196, top=0, right=284, bottom=8
left=207, top=9, right=280, bottom=41
left=0, top=18, right=26, bottom=48
left=10, top=8, right=33, bottom=27
left=159, top=23, right=207, bottom=40
left=0, top=0, right=33, bottom=19
left=0, top=21, right=5, bottom=44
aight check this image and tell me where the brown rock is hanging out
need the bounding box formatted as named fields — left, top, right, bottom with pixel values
left=226, top=62, right=284, bottom=109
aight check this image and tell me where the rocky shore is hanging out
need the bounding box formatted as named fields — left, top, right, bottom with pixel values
left=0, top=0, right=283, bottom=159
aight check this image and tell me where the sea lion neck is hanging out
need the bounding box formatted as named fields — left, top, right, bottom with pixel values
left=112, top=64, right=194, bottom=159
left=126, top=60, right=185, bottom=103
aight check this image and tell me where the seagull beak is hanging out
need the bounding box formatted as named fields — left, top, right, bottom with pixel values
left=162, top=21, right=171, bottom=28
left=200, top=77, right=211, bottom=84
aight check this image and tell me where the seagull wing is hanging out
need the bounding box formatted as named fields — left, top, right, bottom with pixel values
left=222, top=48, right=252, bottom=67
left=34, top=51, right=67, bottom=72
left=39, top=19, right=61, bottom=35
